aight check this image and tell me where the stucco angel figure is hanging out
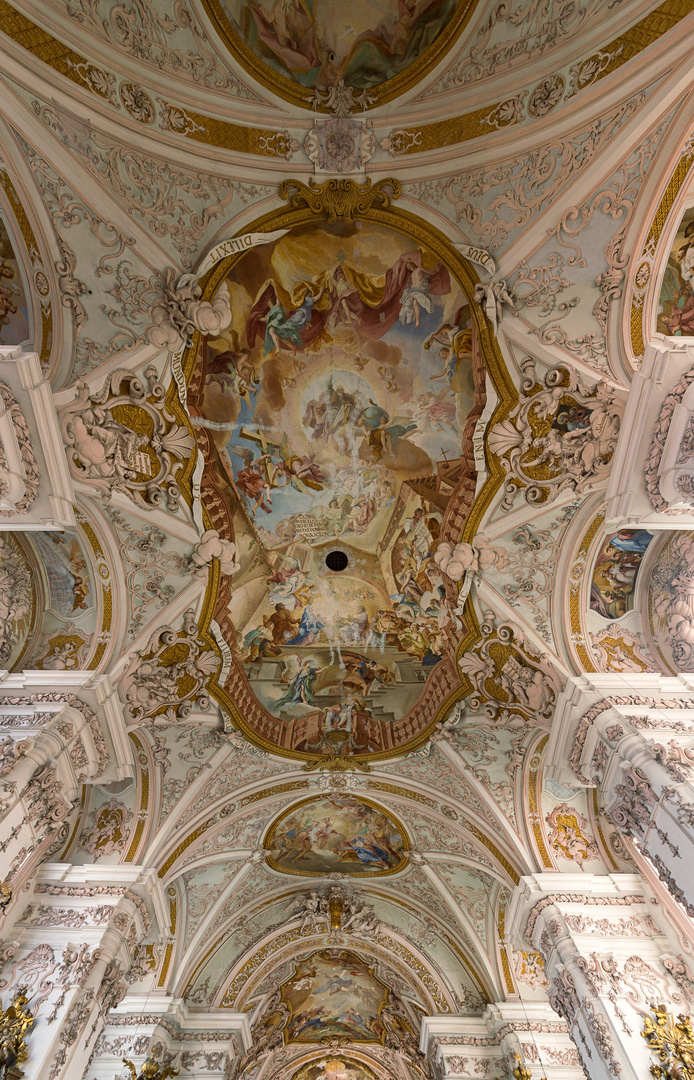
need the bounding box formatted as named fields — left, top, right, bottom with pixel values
left=342, top=901, right=380, bottom=936
left=65, top=405, right=142, bottom=483
left=0, top=989, right=34, bottom=1072
left=288, top=890, right=329, bottom=933
left=473, top=279, right=516, bottom=333
left=499, top=655, right=554, bottom=716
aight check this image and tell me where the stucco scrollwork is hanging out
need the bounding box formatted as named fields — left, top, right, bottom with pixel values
left=21, top=763, right=75, bottom=831
left=118, top=608, right=220, bottom=722
left=278, top=178, right=402, bottom=223
left=650, top=532, right=694, bottom=670
left=606, top=767, right=657, bottom=840
left=63, top=0, right=256, bottom=96
left=0, top=381, right=40, bottom=518
left=459, top=615, right=561, bottom=724
left=0, top=537, right=32, bottom=665
left=544, top=803, right=598, bottom=866
left=424, top=0, right=621, bottom=93
left=79, top=798, right=134, bottom=857
left=60, top=365, right=195, bottom=512
left=645, top=365, right=694, bottom=513
left=488, top=358, right=623, bottom=510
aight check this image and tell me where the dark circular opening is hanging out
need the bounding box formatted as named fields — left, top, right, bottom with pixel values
left=325, top=550, right=349, bottom=572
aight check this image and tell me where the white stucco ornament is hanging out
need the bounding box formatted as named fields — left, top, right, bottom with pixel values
left=473, top=279, right=516, bottom=333
left=146, top=270, right=232, bottom=352
left=189, top=530, right=240, bottom=578
left=434, top=534, right=508, bottom=581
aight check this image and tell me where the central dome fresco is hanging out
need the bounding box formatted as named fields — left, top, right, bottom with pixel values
left=202, top=0, right=478, bottom=106
left=194, top=209, right=489, bottom=760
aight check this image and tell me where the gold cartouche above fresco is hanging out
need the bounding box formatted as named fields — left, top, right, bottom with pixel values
left=201, top=0, right=479, bottom=108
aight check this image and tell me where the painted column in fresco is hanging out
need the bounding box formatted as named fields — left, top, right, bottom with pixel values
left=421, top=1007, right=583, bottom=1079
left=513, top=872, right=694, bottom=1080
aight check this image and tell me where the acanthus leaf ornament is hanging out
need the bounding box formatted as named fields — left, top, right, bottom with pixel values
left=642, top=1004, right=694, bottom=1080
left=278, top=178, right=402, bottom=222
left=301, top=754, right=372, bottom=773
left=308, top=80, right=376, bottom=117
left=60, top=365, right=195, bottom=512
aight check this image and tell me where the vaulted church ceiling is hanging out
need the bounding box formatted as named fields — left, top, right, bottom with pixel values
left=2, top=3, right=694, bottom=1080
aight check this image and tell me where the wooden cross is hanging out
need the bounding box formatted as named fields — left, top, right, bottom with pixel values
left=240, top=426, right=280, bottom=485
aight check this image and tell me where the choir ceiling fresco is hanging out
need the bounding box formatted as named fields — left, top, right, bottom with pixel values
left=3, top=2, right=694, bottom=1079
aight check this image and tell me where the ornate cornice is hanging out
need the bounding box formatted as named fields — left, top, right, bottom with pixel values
left=524, top=892, right=645, bottom=945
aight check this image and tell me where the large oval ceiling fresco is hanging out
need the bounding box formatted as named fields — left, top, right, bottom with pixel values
left=202, top=0, right=478, bottom=107
left=196, top=213, right=484, bottom=760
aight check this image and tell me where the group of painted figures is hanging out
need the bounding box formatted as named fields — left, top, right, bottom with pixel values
left=201, top=232, right=473, bottom=754
left=241, top=501, right=456, bottom=666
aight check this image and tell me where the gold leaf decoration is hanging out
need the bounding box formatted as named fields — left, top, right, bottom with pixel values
left=278, top=178, right=402, bottom=223
left=642, top=1004, right=694, bottom=1079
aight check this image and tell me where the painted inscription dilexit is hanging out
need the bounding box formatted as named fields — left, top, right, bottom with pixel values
left=200, top=220, right=475, bottom=757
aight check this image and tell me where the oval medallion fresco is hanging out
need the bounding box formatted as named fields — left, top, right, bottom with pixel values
left=589, top=529, right=653, bottom=620
left=200, top=219, right=475, bottom=759
left=203, top=0, right=478, bottom=106
left=265, top=794, right=408, bottom=875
